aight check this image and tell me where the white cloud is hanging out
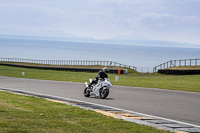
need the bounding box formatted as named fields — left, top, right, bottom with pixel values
left=128, top=13, right=200, bottom=29
left=0, top=0, right=200, bottom=44
left=126, top=12, right=200, bottom=43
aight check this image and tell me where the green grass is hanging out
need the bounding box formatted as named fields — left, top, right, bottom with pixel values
left=113, top=73, right=200, bottom=92
left=0, top=91, right=170, bottom=133
left=0, top=65, right=200, bottom=93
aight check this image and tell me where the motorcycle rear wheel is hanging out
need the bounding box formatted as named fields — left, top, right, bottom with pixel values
left=84, top=87, right=90, bottom=97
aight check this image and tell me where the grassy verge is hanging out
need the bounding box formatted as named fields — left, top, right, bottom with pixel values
left=0, top=91, right=170, bottom=133
left=0, top=65, right=200, bottom=93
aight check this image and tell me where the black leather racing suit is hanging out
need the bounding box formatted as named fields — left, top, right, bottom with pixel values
left=89, top=70, right=108, bottom=87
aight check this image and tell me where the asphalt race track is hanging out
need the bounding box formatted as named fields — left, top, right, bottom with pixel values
left=0, top=76, right=199, bottom=126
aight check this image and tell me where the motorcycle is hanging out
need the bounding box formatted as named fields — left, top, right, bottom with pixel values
left=84, top=78, right=112, bottom=99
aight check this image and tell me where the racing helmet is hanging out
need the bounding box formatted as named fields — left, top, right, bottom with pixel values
left=102, top=67, right=109, bottom=73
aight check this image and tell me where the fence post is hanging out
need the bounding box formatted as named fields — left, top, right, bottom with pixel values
left=153, top=67, right=156, bottom=73
left=170, top=61, right=171, bottom=67
left=196, top=59, right=198, bottom=66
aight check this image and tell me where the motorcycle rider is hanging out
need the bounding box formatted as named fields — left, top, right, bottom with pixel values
left=88, top=67, right=109, bottom=88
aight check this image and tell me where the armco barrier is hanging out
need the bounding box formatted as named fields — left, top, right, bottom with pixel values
left=0, top=63, right=127, bottom=74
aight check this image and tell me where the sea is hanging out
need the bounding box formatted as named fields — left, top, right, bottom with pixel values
left=0, top=37, right=200, bottom=72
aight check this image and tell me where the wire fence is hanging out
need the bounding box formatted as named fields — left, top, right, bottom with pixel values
left=0, top=57, right=137, bottom=71
left=3, top=58, right=199, bottom=73
left=6, top=57, right=196, bottom=73
left=136, top=67, right=154, bottom=73
left=153, top=59, right=200, bottom=72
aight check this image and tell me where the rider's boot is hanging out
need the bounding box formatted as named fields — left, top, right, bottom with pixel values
left=88, top=83, right=93, bottom=91
left=88, top=83, right=92, bottom=88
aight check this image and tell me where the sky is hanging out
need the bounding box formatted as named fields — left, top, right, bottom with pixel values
left=0, top=0, right=200, bottom=45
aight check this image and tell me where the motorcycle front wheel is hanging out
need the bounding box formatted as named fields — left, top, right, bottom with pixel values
left=99, top=88, right=109, bottom=99
left=84, top=87, right=90, bottom=97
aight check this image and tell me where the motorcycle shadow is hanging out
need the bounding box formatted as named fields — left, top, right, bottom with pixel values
left=89, top=96, right=114, bottom=100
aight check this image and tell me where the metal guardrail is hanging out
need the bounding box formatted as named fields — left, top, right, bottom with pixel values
left=153, top=59, right=200, bottom=72
left=0, top=57, right=137, bottom=71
